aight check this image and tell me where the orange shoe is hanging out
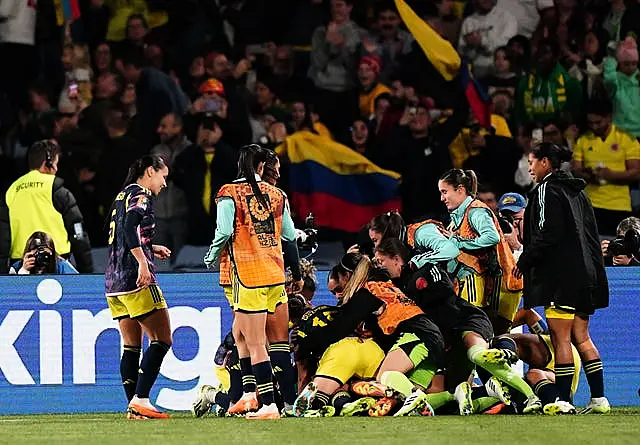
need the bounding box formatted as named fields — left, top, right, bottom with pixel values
left=228, top=396, right=259, bottom=415
left=369, top=396, right=397, bottom=417
left=351, top=381, right=387, bottom=398
left=126, top=409, right=149, bottom=420
left=128, top=404, right=170, bottom=419
left=483, top=403, right=506, bottom=415
left=246, top=405, right=281, bottom=420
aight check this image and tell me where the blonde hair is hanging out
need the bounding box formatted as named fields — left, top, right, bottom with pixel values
left=340, top=256, right=372, bottom=304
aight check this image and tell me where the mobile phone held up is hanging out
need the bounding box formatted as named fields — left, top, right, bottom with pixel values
left=68, top=82, right=79, bottom=99
left=204, top=98, right=222, bottom=113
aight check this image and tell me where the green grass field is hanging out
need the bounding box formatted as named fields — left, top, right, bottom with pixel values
left=2, top=409, right=640, bottom=445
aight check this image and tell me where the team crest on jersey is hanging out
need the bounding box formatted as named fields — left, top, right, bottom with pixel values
left=246, top=194, right=276, bottom=248
left=136, top=195, right=148, bottom=210
left=611, top=144, right=619, bottom=152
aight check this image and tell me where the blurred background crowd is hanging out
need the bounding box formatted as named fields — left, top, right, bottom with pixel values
left=1, top=0, right=640, bottom=273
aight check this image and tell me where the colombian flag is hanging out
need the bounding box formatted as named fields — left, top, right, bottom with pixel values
left=54, top=0, right=81, bottom=26
left=276, top=131, right=401, bottom=233
left=394, top=0, right=491, bottom=128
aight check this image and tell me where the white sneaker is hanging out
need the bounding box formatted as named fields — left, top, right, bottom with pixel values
left=580, top=397, right=611, bottom=414
left=522, top=395, right=542, bottom=414
left=544, top=399, right=576, bottom=415
left=394, top=389, right=431, bottom=417
left=454, top=382, right=474, bottom=416
left=485, top=377, right=512, bottom=405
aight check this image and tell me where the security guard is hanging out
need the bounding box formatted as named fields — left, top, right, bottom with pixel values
left=0, top=139, right=93, bottom=273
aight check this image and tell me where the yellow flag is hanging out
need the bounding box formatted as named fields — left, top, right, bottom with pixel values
left=394, top=0, right=461, bottom=81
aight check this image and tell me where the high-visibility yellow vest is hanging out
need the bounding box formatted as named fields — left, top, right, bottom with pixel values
left=6, top=170, right=70, bottom=258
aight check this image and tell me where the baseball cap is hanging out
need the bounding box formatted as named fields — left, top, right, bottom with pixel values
left=498, top=193, right=526, bottom=213
left=198, top=78, right=225, bottom=96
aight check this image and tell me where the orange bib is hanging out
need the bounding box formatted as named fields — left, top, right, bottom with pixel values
left=217, top=181, right=286, bottom=288
left=364, top=281, right=424, bottom=335
left=452, top=200, right=522, bottom=291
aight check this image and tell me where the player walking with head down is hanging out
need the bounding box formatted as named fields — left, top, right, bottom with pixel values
left=104, top=155, right=173, bottom=419
left=204, top=144, right=297, bottom=419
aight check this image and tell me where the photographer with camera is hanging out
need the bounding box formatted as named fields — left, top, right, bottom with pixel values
left=9, top=232, right=77, bottom=275
left=497, top=192, right=526, bottom=259
left=601, top=217, right=640, bottom=266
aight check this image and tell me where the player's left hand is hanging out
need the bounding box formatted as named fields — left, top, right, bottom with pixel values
left=153, top=245, right=171, bottom=260
left=512, top=265, right=523, bottom=279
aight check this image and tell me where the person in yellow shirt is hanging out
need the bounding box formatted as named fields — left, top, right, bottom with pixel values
left=91, top=0, right=168, bottom=43
left=358, top=55, right=392, bottom=119
left=0, top=140, right=93, bottom=273
left=572, top=99, right=640, bottom=235
left=449, top=114, right=512, bottom=168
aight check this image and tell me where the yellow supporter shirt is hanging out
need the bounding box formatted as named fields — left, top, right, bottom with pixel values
left=449, top=114, right=512, bottom=168
left=573, top=124, right=640, bottom=212
left=359, top=83, right=391, bottom=118
left=105, top=0, right=168, bottom=42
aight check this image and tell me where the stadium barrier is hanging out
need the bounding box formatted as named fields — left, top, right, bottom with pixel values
left=0, top=268, right=638, bottom=414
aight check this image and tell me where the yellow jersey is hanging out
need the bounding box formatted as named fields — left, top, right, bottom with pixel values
left=573, top=124, right=640, bottom=212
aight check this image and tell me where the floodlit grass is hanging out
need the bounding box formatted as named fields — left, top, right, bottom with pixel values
left=2, top=409, right=640, bottom=445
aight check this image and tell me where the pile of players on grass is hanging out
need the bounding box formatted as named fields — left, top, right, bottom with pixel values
left=191, top=247, right=588, bottom=418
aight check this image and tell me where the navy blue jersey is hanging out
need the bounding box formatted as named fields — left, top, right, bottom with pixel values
left=105, top=184, right=156, bottom=295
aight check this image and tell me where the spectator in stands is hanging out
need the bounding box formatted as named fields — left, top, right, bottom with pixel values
left=484, top=46, right=518, bottom=98
left=173, top=115, right=238, bottom=246
left=497, top=0, right=555, bottom=39
left=0, top=0, right=37, bottom=111
left=427, top=0, right=463, bottom=45
left=477, top=183, right=499, bottom=214
left=151, top=112, right=191, bottom=258
left=567, top=28, right=608, bottom=101
left=348, top=119, right=371, bottom=158
left=81, top=71, right=123, bottom=138
left=515, top=38, right=583, bottom=127
left=458, top=116, right=520, bottom=196
left=97, top=108, right=145, bottom=229
left=93, top=43, right=114, bottom=77
left=572, top=99, right=640, bottom=236
left=601, top=216, right=640, bottom=266
left=191, top=68, right=253, bottom=148
left=380, top=89, right=468, bottom=223
left=357, top=55, right=391, bottom=119
left=122, top=49, right=189, bottom=147
left=362, top=1, right=414, bottom=84
left=308, top=0, right=361, bottom=139
left=0, top=140, right=92, bottom=273
left=288, top=101, right=331, bottom=139
left=9, top=231, right=78, bottom=275
left=603, top=36, right=640, bottom=138
left=458, top=0, right=518, bottom=80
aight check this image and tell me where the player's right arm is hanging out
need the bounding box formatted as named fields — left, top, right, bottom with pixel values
left=204, top=197, right=235, bottom=268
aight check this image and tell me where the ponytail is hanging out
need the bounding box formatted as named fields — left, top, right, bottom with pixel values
left=238, top=144, right=270, bottom=209
left=439, top=169, right=478, bottom=198
left=340, top=256, right=372, bottom=304
left=530, top=142, right=572, bottom=170
left=123, top=155, right=166, bottom=188
left=369, top=210, right=406, bottom=241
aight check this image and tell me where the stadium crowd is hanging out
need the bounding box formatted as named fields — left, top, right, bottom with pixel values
left=0, top=0, right=636, bottom=420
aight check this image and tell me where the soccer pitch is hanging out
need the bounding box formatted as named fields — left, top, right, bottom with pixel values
left=2, top=409, right=640, bottom=445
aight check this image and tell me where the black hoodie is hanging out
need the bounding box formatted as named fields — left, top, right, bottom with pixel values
left=518, top=170, right=609, bottom=314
